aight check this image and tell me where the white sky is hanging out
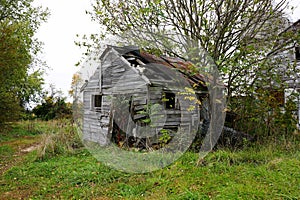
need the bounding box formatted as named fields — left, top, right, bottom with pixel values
left=34, top=0, right=300, bottom=102
left=34, top=0, right=98, bottom=101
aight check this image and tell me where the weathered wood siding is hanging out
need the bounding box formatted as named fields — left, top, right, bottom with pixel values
left=83, top=49, right=148, bottom=145
left=82, top=64, right=108, bottom=144
left=83, top=47, right=201, bottom=146
left=148, top=85, right=199, bottom=132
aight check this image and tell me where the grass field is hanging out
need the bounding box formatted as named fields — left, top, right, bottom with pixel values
left=0, top=120, right=299, bottom=199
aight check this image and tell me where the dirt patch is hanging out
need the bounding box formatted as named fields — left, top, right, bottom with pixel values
left=21, top=144, right=39, bottom=153
left=0, top=189, right=33, bottom=200
left=0, top=136, right=41, bottom=175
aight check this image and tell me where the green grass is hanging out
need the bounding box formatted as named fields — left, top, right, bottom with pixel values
left=0, top=121, right=299, bottom=199
left=0, top=145, right=14, bottom=157
left=0, top=120, right=47, bottom=142
left=1, top=148, right=299, bottom=199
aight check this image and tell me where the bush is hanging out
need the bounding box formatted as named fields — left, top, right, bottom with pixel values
left=229, top=93, right=298, bottom=139
left=32, top=95, right=72, bottom=121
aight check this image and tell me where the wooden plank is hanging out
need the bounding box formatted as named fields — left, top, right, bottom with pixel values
left=111, top=68, right=127, bottom=74
left=113, top=78, right=144, bottom=84
left=84, top=126, right=108, bottom=134
left=100, top=118, right=110, bottom=124
left=102, top=84, right=113, bottom=89
left=83, top=114, right=99, bottom=120
left=133, top=105, right=146, bottom=111
left=84, top=86, right=101, bottom=91
left=133, top=114, right=148, bottom=120
left=84, top=121, right=101, bottom=127
left=151, top=122, right=181, bottom=126
left=84, top=124, right=103, bottom=132
left=107, top=87, right=147, bottom=94
left=133, top=99, right=147, bottom=105
left=164, top=110, right=182, bottom=115
left=166, top=117, right=181, bottom=122
left=102, top=90, right=144, bottom=95
left=86, top=81, right=99, bottom=87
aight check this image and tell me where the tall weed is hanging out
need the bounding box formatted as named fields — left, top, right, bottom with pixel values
left=36, top=119, right=83, bottom=160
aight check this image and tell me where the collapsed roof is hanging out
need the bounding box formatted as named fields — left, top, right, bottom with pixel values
left=112, top=46, right=211, bottom=91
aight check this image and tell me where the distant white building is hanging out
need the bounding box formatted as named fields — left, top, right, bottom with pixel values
left=272, top=19, right=300, bottom=128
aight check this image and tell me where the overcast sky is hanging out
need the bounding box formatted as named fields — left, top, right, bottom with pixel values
left=34, top=0, right=300, bottom=102
left=34, top=0, right=98, bottom=101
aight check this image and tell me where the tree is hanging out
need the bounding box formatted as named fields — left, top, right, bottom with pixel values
left=88, top=0, right=299, bottom=96
left=32, top=86, right=72, bottom=121
left=69, top=73, right=84, bottom=123
left=85, top=0, right=300, bottom=137
left=69, top=73, right=83, bottom=104
left=0, top=0, right=49, bottom=123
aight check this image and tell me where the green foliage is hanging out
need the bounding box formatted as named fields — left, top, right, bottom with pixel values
left=0, top=121, right=41, bottom=142
left=32, top=93, right=72, bottom=121
left=229, top=89, right=299, bottom=138
left=89, top=0, right=297, bottom=88
left=0, top=21, right=30, bottom=123
left=0, top=0, right=49, bottom=124
left=159, top=129, right=171, bottom=146
left=18, top=70, right=45, bottom=107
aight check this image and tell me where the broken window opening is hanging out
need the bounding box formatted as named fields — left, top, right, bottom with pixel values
left=93, top=95, right=102, bottom=111
left=295, top=46, right=300, bottom=61
left=163, top=92, right=176, bottom=109
left=128, top=96, right=150, bottom=126
left=123, top=53, right=146, bottom=66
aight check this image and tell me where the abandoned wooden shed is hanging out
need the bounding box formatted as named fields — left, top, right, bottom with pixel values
left=81, top=46, right=209, bottom=148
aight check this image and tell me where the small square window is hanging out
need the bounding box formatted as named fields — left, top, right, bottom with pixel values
left=295, top=46, right=300, bottom=61
left=94, top=95, right=102, bottom=108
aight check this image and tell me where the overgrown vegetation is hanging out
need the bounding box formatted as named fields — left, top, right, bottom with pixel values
left=78, top=0, right=300, bottom=140
left=229, top=92, right=299, bottom=139
left=1, top=0, right=299, bottom=198
left=35, top=119, right=83, bottom=160
left=31, top=95, right=72, bottom=121
left=0, top=121, right=299, bottom=199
